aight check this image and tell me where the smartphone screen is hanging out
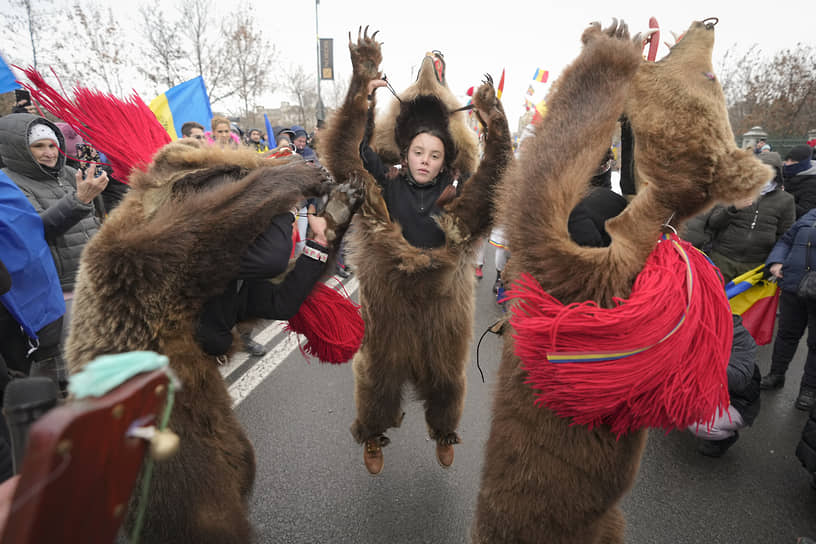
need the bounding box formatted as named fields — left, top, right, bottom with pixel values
left=15, top=89, right=31, bottom=105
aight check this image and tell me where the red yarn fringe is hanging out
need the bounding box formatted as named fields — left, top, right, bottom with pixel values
left=285, top=282, right=364, bottom=364
left=506, top=235, right=732, bottom=436
left=18, top=67, right=171, bottom=183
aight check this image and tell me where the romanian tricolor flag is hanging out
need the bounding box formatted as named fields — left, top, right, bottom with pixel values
left=149, top=76, right=213, bottom=141
left=725, top=264, right=780, bottom=345
left=532, top=68, right=549, bottom=83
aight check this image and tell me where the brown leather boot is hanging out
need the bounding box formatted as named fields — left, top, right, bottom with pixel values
left=436, top=443, right=454, bottom=468
left=364, top=438, right=385, bottom=475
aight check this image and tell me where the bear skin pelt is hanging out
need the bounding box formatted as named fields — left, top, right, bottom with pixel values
left=65, top=140, right=355, bottom=543
left=319, top=28, right=511, bottom=449
left=369, top=50, right=479, bottom=177
left=471, top=21, right=772, bottom=543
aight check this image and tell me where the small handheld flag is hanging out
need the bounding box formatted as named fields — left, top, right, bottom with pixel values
left=532, top=68, right=548, bottom=83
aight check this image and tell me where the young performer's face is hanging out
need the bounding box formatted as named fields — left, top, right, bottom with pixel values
left=407, top=132, right=445, bottom=184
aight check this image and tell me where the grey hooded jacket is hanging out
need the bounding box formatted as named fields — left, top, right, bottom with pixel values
left=0, top=113, right=100, bottom=292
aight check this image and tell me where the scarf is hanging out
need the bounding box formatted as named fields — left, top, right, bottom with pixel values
left=784, top=160, right=813, bottom=179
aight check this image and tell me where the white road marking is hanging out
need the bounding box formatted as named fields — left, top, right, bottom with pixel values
left=226, top=275, right=359, bottom=405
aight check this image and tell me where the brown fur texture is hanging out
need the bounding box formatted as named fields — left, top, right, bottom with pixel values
left=65, top=141, right=353, bottom=543
left=321, top=28, right=511, bottom=450
left=369, top=52, right=479, bottom=177
left=472, top=21, right=772, bottom=543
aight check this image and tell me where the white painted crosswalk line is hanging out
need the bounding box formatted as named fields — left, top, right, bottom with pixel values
left=226, top=275, right=359, bottom=405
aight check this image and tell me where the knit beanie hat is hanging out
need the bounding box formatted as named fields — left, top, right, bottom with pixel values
left=54, top=122, right=82, bottom=158
left=786, top=144, right=814, bottom=162
left=28, top=123, right=58, bottom=146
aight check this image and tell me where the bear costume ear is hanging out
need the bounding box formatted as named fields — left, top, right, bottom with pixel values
left=709, top=147, right=774, bottom=203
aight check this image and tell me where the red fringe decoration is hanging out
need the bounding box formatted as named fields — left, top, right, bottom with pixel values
left=18, top=67, right=171, bottom=183
left=506, top=235, right=732, bottom=436
left=285, top=282, right=364, bottom=364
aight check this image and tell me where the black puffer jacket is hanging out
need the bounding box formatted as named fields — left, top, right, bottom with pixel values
left=0, top=114, right=100, bottom=291
left=784, top=162, right=816, bottom=219
left=568, top=187, right=628, bottom=247
left=706, top=189, right=795, bottom=264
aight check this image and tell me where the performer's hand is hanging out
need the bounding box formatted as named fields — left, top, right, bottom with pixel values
left=769, top=263, right=783, bottom=279
left=308, top=213, right=329, bottom=247
left=367, top=79, right=387, bottom=97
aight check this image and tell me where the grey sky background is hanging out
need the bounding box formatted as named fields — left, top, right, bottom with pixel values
left=1, top=1, right=810, bottom=127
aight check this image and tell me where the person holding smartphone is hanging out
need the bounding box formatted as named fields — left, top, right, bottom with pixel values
left=0, top=113, right=108, bottom=390
left=11, top=89, right=36, bottom=114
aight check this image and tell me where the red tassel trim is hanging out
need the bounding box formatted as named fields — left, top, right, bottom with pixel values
left=285, top=282, right=364, bottom=364
left=18, top=67, right=171, bottom=182
left=506, top=235, right=732, bottom=436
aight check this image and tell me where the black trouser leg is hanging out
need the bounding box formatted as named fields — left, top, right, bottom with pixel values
left=771, top=290, right=809, bottom=376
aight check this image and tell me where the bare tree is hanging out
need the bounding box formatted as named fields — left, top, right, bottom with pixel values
left=325, top=75, right=350, bottom=110
left=53, top=2, right=129, bottom=95
left=222, top=10, right=276, bottom=120
left=180, top=0, right=233, bottom=105
left=3, top=0, right=61, bottom=70
left=20, top=0, right=40, bottom=70
left=138, top=0, right=186, bottom=91
left=718, top=43, right=816, bottom=138
left=281, top=64, right=317, bottom=127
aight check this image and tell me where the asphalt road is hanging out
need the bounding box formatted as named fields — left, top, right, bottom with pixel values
left=226, top=261, right=816, bottom=544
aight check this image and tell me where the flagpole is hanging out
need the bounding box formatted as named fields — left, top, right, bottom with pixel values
left=315, top=0, right=322, bottom=119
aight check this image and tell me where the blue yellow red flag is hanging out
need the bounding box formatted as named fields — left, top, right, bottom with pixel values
left=149, top=76, right=213, bottom=140
left=532, top=68, right=549, bottom=83
left=725, top=264, right=779, bottom=345
left=0, top=53, right=20, bottom=94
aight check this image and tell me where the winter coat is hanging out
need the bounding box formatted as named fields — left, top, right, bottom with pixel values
left=682, top=210, right=713, bottom=250
left=796, top=405, right=816, bottom=476
left=568, top=187, right=628, bottom=247
left=765, top=208, right=816, bottom=293
left=728, top=314, right=761, bottom=426
left=362, top=145, right=456, bottom=249
left=783, top=161, right=816, bottom=218
left=195, top=212, right=327, bottom=356
left=0, top=114, right=100, bottom=292
left=708, top=189, right=795, bottom=262
left=0, top=170, right=65, bottom=339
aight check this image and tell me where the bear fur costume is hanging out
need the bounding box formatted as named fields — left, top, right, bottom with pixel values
left=319, top=28, right=511, bottom=462
left=369, top=51, right=479, bottom=177
left=65, top=140, right=362, bottom=543
left=471, top=20, right=772, bottom=543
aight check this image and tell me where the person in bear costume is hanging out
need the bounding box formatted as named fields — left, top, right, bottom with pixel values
left=471, top=19, right=773, bottom=543
left=61, top=138, right=363, bottom=543
left=319, top=28, right=512, bottom=474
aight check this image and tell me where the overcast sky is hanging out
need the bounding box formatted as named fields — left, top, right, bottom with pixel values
left=2, top=0, right=810, bottom=127
left=190, top=0, right=813, bottom=125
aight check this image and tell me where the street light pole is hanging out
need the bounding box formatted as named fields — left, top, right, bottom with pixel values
left=315, top=0, right=322, bottom=121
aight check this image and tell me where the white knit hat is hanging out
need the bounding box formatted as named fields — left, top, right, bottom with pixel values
left=28, top=123, right=59, bottom=146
